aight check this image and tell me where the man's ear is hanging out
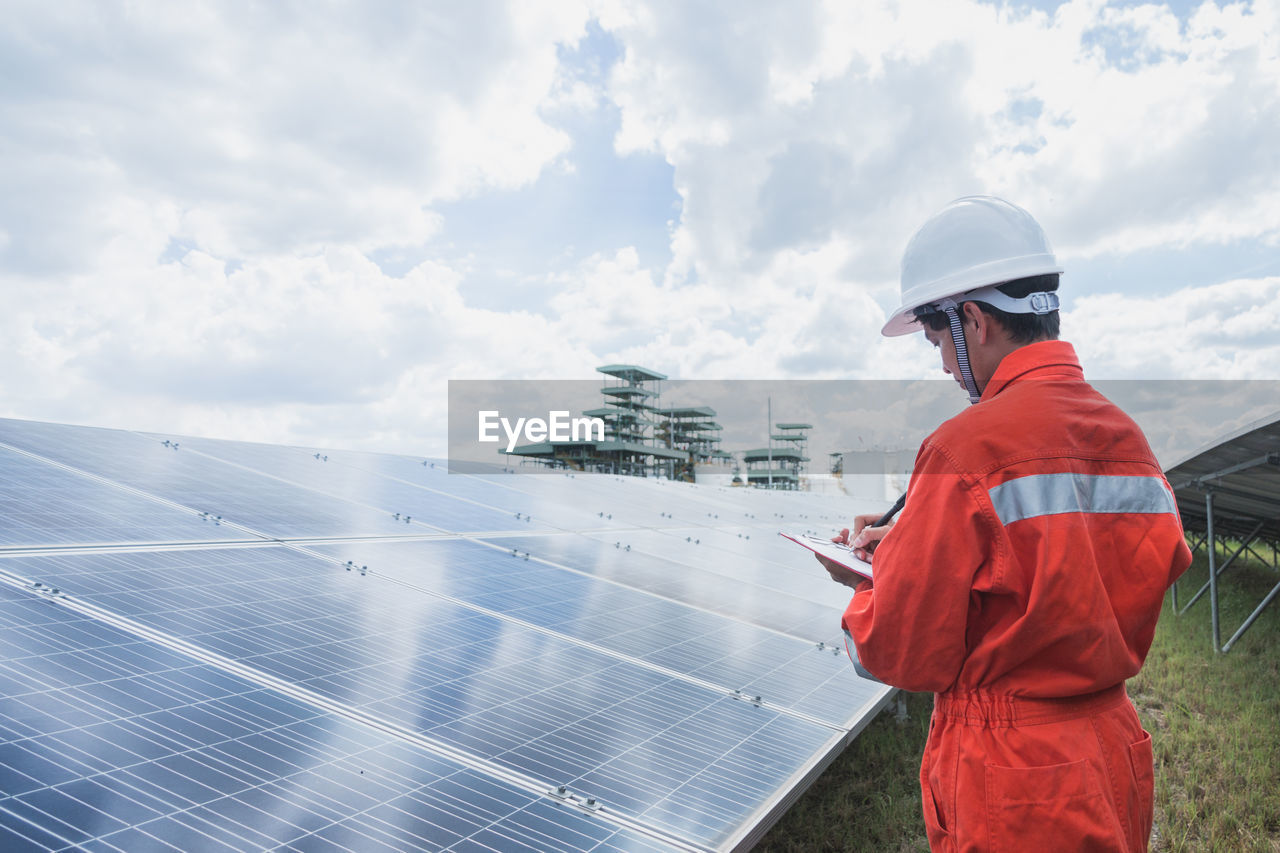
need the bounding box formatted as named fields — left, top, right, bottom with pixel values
left=961, top=301, right=991, bottom=344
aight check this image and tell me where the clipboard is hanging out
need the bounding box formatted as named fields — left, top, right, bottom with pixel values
left=779, top=531, right=873, bottom=581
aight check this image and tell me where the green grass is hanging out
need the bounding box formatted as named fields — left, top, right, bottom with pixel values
left=1135, top=545, right=1280, bottom=852
left=757, top=544, right=1280, bottom=852
left=756, top=691, right=932, bottom=852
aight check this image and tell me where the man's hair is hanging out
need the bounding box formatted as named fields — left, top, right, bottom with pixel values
left=913, top=274, right=1060, bottom=343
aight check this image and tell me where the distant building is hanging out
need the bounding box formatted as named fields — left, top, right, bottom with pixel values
left=832, top=448, right=916, bottom=501
left=655, top=405, right=733, bottom=481
left=504, top=365, right=693, bottom=477
left=743, top=422, right=811, bottom=490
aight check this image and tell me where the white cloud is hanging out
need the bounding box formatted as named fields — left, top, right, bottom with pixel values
left=2, top=0, right=1278, bottom=459
left=601, top=0, right=1280, bottom=284
left=0, top=0, right=591, bottom=271
left=581, top=0, right=1280, bottom=391
left=0, top=238, right=615, bottom=453
left=1068, top=275, right=1280, bottom=378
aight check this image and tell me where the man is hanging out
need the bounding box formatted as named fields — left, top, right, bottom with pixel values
left=820, top=196, right=1191, bottom=852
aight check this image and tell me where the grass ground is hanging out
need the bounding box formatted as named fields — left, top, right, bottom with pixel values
left=756, top=544, right=1280, bottom=852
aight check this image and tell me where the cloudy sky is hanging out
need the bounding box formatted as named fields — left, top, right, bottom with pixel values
left=3, top=0, right=1278, bottom=458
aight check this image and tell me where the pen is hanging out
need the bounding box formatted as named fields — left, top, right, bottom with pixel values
left=872, top=492, right=906, bottom=528
left=853, top=492, right=906, bottom=557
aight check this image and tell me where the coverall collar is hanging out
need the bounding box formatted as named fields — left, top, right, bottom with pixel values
left=980, top=340, right=1083, bottom=402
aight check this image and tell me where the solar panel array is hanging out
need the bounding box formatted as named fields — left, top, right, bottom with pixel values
left=0, top=417, right=893, bottom=852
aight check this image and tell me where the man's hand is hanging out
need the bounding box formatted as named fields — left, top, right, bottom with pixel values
left=816, top=510, right=897, bottom=588
left=815, top=547, right=864, bottom=588
left=842, top=513, right=894, bottom=562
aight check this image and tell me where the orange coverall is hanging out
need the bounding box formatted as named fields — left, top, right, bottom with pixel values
left=843, top=340, right=1191, bottom=852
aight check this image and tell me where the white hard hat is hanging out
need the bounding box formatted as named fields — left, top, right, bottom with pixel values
left=882, top=196, right=1063, bottom=337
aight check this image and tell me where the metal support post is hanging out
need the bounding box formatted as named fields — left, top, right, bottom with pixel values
left=1206, top=490, right=1219, bottom=653
left=1219, top=534, right=1280, bottom=653
left=1222, top=579, right=1280, bottom=652
left=1245, top=543, right=1270, bottom=566
left=767, top=397, right=773, bottom=490
left=894, top=693, right=909, bottom=723
left=1179, top=519, right=1265, bottom=615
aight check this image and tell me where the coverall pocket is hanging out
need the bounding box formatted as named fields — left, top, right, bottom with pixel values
left=919, top=745, right=953, bottom=851
left=1128, top=731, right=1154, bottom=850
left=985, top=758, right=1118, bottom=853
left=920, top=775, right=953, bottom=850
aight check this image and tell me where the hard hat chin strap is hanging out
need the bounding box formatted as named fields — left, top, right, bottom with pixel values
left=937, top=298, right=982, bottom=405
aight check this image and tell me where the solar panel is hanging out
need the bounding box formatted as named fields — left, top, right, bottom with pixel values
left=301, top=539, right=879, bottom=727
left=0, top=417, right=894, bottom=851
left=3, top=546, right=848, bottom=847
left=150, top=434, right=625, bottom=534
left=0, top=422, right=416, bottom=540
left=587, top=526, right=853, bottom=605
left=329, top=451, right=601, bottom=522
left=1162, top=410, right=1280, bottom=652
left=0, top=582, right=674, bottom=852
left=472, top=532, right=848, bottom=643
left=1165, top=411, right=1280, bottom=542
left=0, top=447, right=249, bottom=549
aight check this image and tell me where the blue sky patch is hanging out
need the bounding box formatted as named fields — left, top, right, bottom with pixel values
left=421, top=22, right=680, bottom=312
left=1067, top=237, right=1280, bottom=303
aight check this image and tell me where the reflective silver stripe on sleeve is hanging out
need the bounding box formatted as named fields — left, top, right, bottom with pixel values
left=843, top=629, right=882, bottom=684
left=987, top=472, right=1177, bottom=526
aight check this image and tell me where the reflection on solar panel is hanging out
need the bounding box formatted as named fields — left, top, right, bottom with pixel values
left=0, top=417, right=893, bottom=851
